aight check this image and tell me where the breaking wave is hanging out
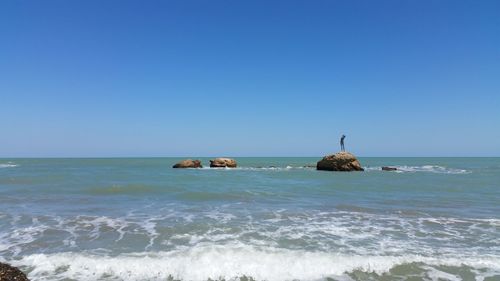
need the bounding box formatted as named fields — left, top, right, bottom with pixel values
left=12, top=246, right=500, bottom=281
left=364, top=165, right=470, bottom=174
left=0, top=162, right=18, bottom=168
left=179, top=165, right=470, bottom=174
left=197, top=166, right=315, bottom=171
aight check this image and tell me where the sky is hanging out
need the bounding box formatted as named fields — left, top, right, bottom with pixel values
left=1, top=0, right=499, bottom=157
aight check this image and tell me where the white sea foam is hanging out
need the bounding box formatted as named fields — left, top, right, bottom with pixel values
left=14, top=246, right=500, bottom=281
left=192, top=164, right=470, bottom=174
left=364, top=165, right=470, bottom=174
left=0, top=162, right=18, bottom=168
left=0, top=218, right=50, bottom=256
left=2, top=210, right=499, bottom=260
left=2, top=209, right=499, bottom=280
left=196, top=165, right=315, bottom=171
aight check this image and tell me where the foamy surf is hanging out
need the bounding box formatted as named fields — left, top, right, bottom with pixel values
left=13, top=246, right=500, bottom=281
left=364, top=165, right=470, bottom=174
left=178, top=164, right=470, bottom=174
left=0, top=162, right=18, bottom=168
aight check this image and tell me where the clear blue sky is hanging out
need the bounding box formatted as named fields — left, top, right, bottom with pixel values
left=1, top=0, right=499, bottom=157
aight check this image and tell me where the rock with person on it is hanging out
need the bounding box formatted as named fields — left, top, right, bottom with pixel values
left=0, top=262, right=30, bottom=281
left=172, top=159, right=203, bottom=168
left=316, top=151, right=364, bottom=171
left=382, top=166, right=398, bottom=171
left=210, top=158, right=237, bottom=168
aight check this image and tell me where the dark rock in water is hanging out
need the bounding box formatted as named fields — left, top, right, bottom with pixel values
left=173, top=159, right=203, bottom=168
left=382, top=166, right=398, bottom=171
left=0, top=262, right=30, bottom=281
left=210, top=158, right=237, bottom=168
left=317, top=152, right=364, bottom=171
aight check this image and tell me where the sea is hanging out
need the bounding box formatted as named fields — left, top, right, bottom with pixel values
left=0, top=157, right=499, bottom=281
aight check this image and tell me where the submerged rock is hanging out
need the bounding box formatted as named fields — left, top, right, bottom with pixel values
left=316, top=152, right=364, bottom=171
left=172, top=159, right=203, bottom=168
left=210, top=158, right=237, bottom=168
left=0, top=262, right=30, bottom=281
left=382, top=166, right=398, bottom=171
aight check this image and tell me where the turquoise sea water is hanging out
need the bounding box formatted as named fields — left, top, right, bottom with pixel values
left=0, top=157, right=499, bottom=281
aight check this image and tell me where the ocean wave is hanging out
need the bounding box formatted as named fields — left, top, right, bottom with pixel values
left=364, top=165, right=470, bottom=174
left=0, top=162, right=18, bottom=168
left=180, top=164, right=471, bottom=174
left=2, top=210, right=499, bottom=262
left=12, top=246, right=500, bottom=281
left=2, top=209, right=500, bottom=280
left=197, top=166, right=316, bottom=171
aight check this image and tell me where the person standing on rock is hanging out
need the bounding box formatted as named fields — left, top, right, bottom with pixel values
left=340, top=134, right=346, bottom=152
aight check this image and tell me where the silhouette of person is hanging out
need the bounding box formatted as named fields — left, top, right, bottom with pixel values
left=340, top=135, right=346, bottom=152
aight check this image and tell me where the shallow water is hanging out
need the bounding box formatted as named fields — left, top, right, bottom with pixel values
left=0, top=157, right=499, bottom=281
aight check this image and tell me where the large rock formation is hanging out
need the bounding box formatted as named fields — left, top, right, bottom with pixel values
left=210, top=158, right=237, bottom=168
left=0, top=262, right=30, bottom=281
left=316, top=152, right=364, bottom=171
left=172, top=159, right=203, bottom=168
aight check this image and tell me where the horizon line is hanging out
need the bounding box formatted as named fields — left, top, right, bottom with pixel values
left=1, top=155, right=499, bottom=159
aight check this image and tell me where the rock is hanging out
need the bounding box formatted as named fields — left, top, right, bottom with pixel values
left=316, top=152, right=364, bottom=171
left=210, top=158, right=237, bottom=168
left=172, top=159, right=203, bottom=168
left=0, top=262, right=30, bottom=281
left=382, top=166, right=397, bottom=171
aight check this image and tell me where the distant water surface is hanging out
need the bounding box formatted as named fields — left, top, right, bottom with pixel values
left=0, top=157, right=499, bottom=281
